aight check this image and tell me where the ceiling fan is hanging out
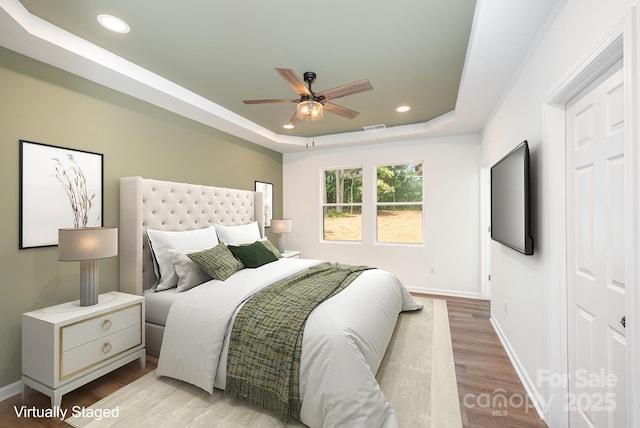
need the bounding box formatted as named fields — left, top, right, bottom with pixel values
left=243, top=68, right=373, bottom=126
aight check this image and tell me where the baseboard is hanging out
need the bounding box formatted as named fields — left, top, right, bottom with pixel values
left=406, top=286, right=483, bottom=300
left=0, top=380, right=21, bottom=402
left=490, top=316, right=547, bottom=422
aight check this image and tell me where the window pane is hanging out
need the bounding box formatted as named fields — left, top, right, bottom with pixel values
left=324, top=169, right=363, bottom=204
left=377, top=164, right=423, bottom=203
left=323, top=168, right=363, bottom=242
left=376, top=206, right=422, bottom=244
left=323, top=206, right=362, bottom=241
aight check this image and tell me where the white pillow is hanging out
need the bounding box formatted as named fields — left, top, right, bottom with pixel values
left=168, top=249, right=212, bottom=292
left=214, top=221, right=261, bottom=245
left=146, top=226, right=219, bottom=291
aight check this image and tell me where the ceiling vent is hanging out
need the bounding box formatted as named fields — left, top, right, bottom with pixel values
left=363, top=124, right=386, bottom=131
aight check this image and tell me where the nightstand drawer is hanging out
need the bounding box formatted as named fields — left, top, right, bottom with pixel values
left=61, top=303, right=141, bottom=351
left=61, top=324, right=142, bottom=379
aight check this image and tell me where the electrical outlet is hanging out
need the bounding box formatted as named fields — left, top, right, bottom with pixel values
left=504, top=299, right=508, bottom=314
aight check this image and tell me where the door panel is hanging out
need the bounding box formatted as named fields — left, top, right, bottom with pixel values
left=606, top=155, right=625, bottom=291
left=575, top=165, right=595, bottom=278
left=607, top=328, right=626, bottom=428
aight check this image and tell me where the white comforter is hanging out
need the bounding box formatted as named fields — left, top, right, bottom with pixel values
left=156, top=258, right=422, bottom=428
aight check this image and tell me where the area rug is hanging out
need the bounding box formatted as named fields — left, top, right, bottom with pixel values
left=67, top=297, right=461, bottom=427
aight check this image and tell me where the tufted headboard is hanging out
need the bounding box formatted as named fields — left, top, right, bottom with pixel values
left=119, top=177, right=265, bottom=295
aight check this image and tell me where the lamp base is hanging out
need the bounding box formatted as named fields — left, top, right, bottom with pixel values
left=79, top=259, right=99, bottom=306
left=277, top=234, right=285, bottom=253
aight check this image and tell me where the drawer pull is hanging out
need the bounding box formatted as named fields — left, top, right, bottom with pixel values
left=102, top=319, right=112, bottom=330
left=102, top=342, right=112, bottom=354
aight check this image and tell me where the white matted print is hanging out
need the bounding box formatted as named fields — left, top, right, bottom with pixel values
left=19, top=140, right=103, bottom=248
left=255, top=181, right=273, bottom=227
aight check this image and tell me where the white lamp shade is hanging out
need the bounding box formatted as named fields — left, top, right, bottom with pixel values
left=58, top=227, right=118, bottom=261
left=270, top=219, right=292, bottom=234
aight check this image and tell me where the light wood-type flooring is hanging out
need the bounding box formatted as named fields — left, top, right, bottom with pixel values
left=0, top=295, right=547, bottom=427
left=442, top=295, right=548, bottom=427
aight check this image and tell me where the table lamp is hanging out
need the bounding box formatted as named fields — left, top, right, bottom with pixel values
left=58, top=227, right=118, bottom=306
left=270, top=219, right=292, bottom=253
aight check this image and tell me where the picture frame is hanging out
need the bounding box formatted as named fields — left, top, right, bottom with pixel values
left=254, top=180, right=273, bottom=227
left=19, top=140, right=104, bottom=249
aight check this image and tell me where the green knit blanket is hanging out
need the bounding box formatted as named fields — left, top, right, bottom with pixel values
left=225, top=262, right=371, bottom=423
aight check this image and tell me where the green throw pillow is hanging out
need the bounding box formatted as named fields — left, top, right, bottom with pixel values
left=187, top=243, right=244, bottom=281
left=260, top=239, right=281, bottom=258
left=228, top=241, right=278, bottom=268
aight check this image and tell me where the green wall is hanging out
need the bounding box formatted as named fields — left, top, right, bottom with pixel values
left=0, top=47, right=283, bottom=387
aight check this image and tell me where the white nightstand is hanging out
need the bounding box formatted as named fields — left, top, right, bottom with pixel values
left=22, top=291, right=145, bottom=408
left=281, top=250, right=301, bottom=259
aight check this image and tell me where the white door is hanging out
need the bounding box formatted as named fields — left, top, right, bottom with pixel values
left=566, top=66, right=627, bottom=427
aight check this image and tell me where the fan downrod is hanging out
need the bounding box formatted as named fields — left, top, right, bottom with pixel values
left=303, top=71, right=317, bottom=93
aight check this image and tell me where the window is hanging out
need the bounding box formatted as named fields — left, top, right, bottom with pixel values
left=376, top=163, right=423, bottom=244
left=322, top=168, right=363, bottom=241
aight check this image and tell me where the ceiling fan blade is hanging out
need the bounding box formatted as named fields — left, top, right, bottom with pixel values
left=317, top=79, right=373, bottom=101
left=287, top=111, right=301, bottom=126
left=324, top=102, right=360, bottom=119
left=275, top=68, right=312, bottom=96
left=243, top=98, right=297, bottom=104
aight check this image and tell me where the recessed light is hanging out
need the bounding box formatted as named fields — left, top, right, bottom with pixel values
left=97, top=14, right=130, bottom=34
left=396, top=105, right=411, bottom=113
left=283, top=123, right=295, bottom=129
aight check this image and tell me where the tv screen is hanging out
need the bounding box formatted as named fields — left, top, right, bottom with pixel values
left=491, top=140, right=533, bottom=255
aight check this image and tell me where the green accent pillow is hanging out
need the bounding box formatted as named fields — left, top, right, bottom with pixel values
left=187, top=244, right=244, bottom=281
left=228, top=241, right=279, bottom=268
left=260, top=239, right=281, bottom=258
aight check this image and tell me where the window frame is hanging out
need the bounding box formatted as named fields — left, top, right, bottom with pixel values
left=374, top=162, right=424, bottom=246
left=320, top=166, right=364, bottom=243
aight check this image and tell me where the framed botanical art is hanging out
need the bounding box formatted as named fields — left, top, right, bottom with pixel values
left=19, top=140, right=104, bottom=249
left=254, top=180, right=273, bottom=227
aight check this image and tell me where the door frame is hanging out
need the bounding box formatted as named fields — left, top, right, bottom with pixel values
left=480, top=163, right=492, bottom=300
left=543, top=7, right=639, bottom=427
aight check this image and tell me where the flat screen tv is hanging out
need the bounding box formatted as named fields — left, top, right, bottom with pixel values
left=491, top=140, right=533, bottom=255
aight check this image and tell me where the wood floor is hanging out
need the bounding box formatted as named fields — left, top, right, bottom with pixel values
left=0, top=357, right=158, bottom=428
left=1, top=295, right=547, bottom=427
left=442, top=295, right=547, bottom=427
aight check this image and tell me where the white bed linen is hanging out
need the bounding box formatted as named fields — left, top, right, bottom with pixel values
left=143, top=288, right=183, bottom=325
left=157, top=258, right=422, bottom=428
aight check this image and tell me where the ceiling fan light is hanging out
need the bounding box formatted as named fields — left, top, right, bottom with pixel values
left=297, top=100, right=323, bottom=121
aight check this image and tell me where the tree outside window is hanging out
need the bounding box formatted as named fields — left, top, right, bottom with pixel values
left=376, top=163, right=423, bottom=244
left=322, top=168, right=363, bottom=241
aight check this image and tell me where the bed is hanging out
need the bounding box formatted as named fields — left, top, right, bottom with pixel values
left=119, top=176, right=422, bottom=428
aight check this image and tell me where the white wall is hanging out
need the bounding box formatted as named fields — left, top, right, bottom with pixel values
left=481, top=0, right=638, bottom=426
left=283, top=134, right=481, bottom=298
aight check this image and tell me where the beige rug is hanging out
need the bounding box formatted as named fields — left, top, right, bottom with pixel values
left=67, top=297, right=461, bottom=427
